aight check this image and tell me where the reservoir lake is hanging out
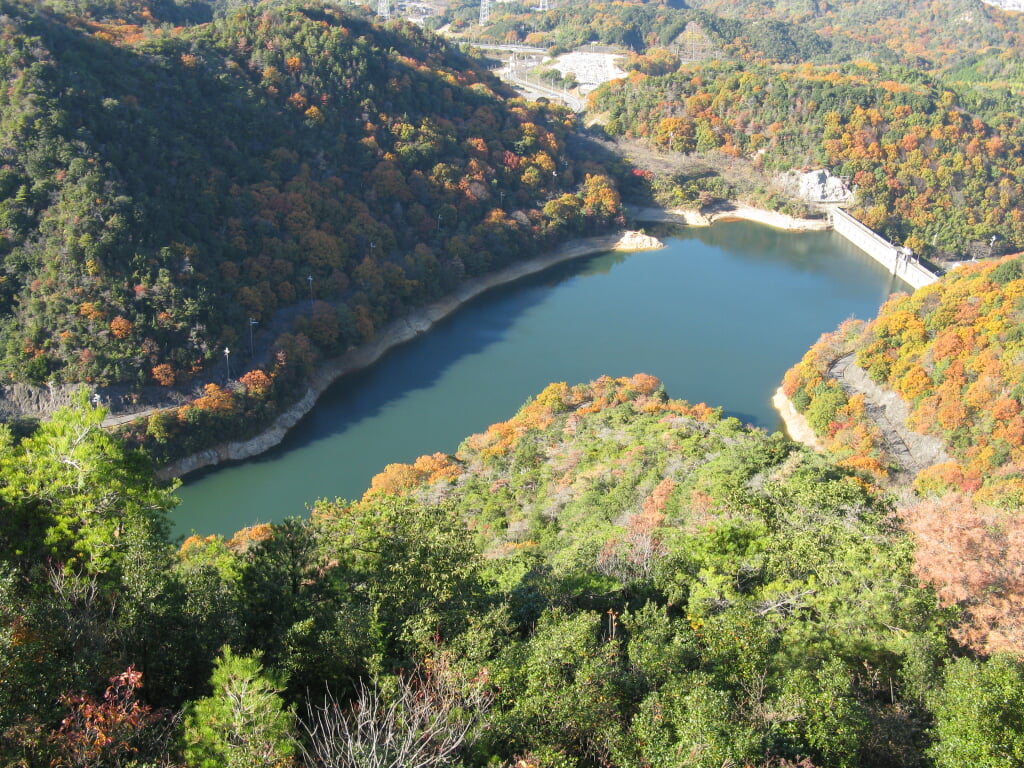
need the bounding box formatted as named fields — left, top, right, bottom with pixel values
left=174, top=222, right=909, bottom=537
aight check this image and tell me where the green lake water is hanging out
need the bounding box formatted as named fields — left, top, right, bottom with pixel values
left=174, top=222, right=908, bottom=537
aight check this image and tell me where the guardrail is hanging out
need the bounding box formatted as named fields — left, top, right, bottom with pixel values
left=505, top=69, right=586, bottom=111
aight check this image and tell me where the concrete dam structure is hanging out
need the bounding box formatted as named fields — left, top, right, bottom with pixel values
left=830, top=208, right=938, bottom=290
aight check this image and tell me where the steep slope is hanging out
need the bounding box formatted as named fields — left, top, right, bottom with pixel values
left=10, top=376, right=1024, bottom=766
left=322, top=375, right=949, bottom=765
left=0, top=0, right=622, bottom=388
left=784, top=254, right=1024, bottom=502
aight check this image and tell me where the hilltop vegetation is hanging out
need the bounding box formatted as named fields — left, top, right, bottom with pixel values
left=0, top=0, right=622, bottom=390
left=9, top=376, right=1024, bottom=767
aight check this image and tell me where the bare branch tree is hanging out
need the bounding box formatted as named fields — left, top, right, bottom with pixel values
left=300, top=655, right=492, bottom=768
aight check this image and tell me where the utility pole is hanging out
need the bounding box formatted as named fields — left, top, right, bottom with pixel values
left=249, top=317, right=258, bottom=358
left=479, top=0, right=490, bottom=25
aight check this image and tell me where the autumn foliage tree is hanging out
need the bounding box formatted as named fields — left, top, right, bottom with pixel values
left=903, top=493, right=1024, bottom=656
left=50, top=666, right=170, bottom=768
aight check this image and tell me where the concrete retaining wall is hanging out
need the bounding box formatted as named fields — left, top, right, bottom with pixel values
left=830, top=209, right=938, bottom=290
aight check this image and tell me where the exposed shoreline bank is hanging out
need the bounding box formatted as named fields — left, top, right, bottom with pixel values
left=628, top=203, right=830, bottom=232
left=0, top=197, right=830, bottom=484
left=156, top=229, right=663, bottom=481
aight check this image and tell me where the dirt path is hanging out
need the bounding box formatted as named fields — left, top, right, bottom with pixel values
left=828, top=354, right=951, bottom=483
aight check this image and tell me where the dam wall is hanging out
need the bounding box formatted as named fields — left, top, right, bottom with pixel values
left=830, top=208, right=938, bottom=290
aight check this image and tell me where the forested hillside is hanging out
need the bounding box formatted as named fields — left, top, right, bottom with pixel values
left=783, top=253, right=1024, bottom=657
left=591, top=57, right=1024, bottom=258
left=687, top=0, right=1024, bottom=71
left=445, top=0, right=1024, bottom=260
left=7, top=377, right=1024, bottom=767
left=463, top=0, right=1024, bottom=85
left=0, top=0, right=621, bottom=388
left=785, top=255, right=1024, bottom=501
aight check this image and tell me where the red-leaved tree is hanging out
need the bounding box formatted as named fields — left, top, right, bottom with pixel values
left=902, top=493, right=1024, bottom=655
left=50, top=666, right=172, bottom=768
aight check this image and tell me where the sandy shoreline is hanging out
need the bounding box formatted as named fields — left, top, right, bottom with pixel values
left=771, top=387, right=824, bottom=452
left=157, top=230, right=663, bottom=480
left=628, top=203, right=830, bottom=232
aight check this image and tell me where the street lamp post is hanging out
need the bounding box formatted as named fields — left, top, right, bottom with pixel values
left=224, top=346, right=231, bottom=382
left=307, top=275, right=314, bottom=309
left=249, top=318, right=258, bottom=358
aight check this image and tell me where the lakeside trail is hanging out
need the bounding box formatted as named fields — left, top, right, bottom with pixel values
left=774, top=354, right=951, bottom=484
left=827, top=354, right=952, bottom=482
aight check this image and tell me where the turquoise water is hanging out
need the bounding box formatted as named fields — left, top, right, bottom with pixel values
left=174, top=223, right=907, bottom=537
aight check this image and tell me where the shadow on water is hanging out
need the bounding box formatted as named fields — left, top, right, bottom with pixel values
left=224, top=252, right=609, bottom=467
